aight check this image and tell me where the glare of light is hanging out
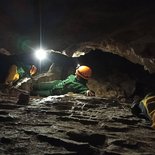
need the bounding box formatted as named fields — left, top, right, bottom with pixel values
left=35, top=49, right=47, bottom=60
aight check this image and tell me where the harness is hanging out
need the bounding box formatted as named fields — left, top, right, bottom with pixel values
left=141, top=95, right=155, bottom=118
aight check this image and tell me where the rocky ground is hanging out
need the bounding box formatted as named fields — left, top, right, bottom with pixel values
left=0, top=93, right=155, bottom=155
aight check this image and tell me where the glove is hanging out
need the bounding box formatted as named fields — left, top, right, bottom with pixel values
left=85, top=90, right=95, bottom=96
left=30, top=65, right=37, bottom=76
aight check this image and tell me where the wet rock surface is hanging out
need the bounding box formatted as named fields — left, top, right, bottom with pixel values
left=0, top=94, right=155, bottom=155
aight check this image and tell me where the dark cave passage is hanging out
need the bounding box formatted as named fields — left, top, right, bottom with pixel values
left=77, top=50, right=147, bottom=78
left=76, top=49, right=155, bottom=98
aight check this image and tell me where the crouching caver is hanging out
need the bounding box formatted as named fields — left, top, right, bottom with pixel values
left=131, top=93, right=155, bottom=129
left=31, top=65, right=95, bottom=97
left=0, top=53, right=37, bottom=87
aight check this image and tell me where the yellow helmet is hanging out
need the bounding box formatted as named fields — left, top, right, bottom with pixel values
left=75, top=65, right=92, bottom=80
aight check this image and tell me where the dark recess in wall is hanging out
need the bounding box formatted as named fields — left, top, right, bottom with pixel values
left=77, top=50, right=155, bottom=97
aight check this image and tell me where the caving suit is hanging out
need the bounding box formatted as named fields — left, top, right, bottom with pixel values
left=131, top=93, right=155, bottom=129
left=31, top=75, right=89, bottom=97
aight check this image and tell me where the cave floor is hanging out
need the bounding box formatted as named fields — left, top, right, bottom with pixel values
left=0, top=94, right=155, bottom=155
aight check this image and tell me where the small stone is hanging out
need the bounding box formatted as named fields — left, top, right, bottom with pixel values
left=17, top=93, right=30, bottom=105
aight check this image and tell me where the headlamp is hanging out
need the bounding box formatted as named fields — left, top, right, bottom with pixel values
left=35, top=49, right=47, bottom=61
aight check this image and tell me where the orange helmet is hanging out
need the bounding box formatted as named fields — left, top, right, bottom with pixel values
left=75, top=65, right=92, bottom=80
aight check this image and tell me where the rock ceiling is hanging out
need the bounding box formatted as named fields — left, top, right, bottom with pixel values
left=0, top=0, right=155, bottom=72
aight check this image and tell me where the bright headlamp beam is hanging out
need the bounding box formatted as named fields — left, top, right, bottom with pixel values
left=35, top=49, right=47, bottom=61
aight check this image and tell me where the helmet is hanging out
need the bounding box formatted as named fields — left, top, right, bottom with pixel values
left=75, top=65, right=92, bottom=80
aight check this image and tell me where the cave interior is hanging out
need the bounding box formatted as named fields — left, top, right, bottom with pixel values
left=0, top=1, right=155, bottom=154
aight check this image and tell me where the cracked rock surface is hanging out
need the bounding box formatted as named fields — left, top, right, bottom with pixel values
left=0, top=94, right=155, bottom=155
